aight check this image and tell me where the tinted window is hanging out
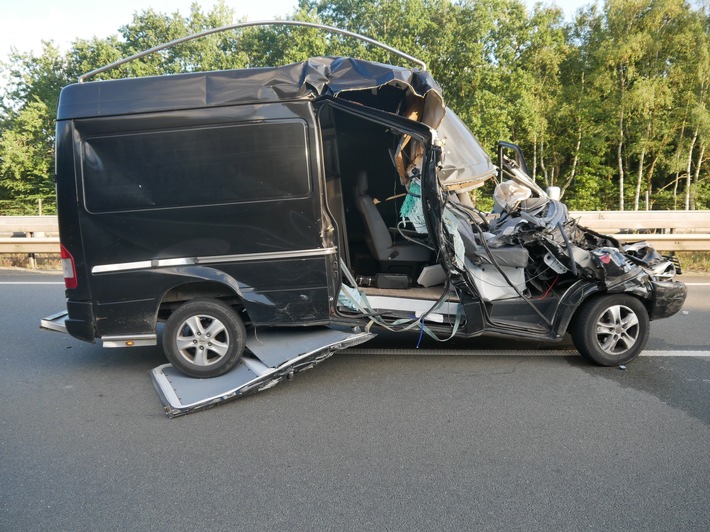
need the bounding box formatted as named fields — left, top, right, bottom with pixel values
left=82, top=121, right=310, bottom=212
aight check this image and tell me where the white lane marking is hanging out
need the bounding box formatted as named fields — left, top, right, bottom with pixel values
left=344, top=348, right=578, bottom=356
left=641, top=350, right=710, bottom=357
left=344, top=348, right=710, bottom=357
left=0, top=282, right=64, bottom=285
left=3, top=281, right=709, bottom=287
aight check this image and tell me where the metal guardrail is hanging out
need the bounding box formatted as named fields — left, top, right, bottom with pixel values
left=2, top=212, right=710, bottom=256
left=0, top=216, right=61, bottom=257
left=0, top=237, right=60, bottom=253
left=569, top=210, right=710, bottom=232
left=0, top=216, right=60, bottom=268
left=568, top=211, right=710, bottom=251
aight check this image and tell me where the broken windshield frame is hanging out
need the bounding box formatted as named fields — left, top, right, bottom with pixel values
left=436, top=109, right=497, bottom=193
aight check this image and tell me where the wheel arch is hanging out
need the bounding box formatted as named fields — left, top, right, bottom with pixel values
left=156, top=266, right=247, bottom=321
left=552, top=281, right=605, bottom=336
left=565, top=289, right=652, bottom=336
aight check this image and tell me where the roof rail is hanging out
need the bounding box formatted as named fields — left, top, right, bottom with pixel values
left=79, top=20, right=427, bottom=82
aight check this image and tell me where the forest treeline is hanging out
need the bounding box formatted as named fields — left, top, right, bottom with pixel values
left=1, top=0, right=709, bottom=214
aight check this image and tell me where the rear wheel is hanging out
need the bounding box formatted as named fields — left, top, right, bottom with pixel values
left=163, top=298, right=246, bottom=378
left=571, top=294, right=649, bottom=366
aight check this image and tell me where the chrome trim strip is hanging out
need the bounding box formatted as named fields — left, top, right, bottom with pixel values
left=102, top=334, right=157, bottom=348
left=155, top=257, right=196, bottom=267
left=197, top=247, right=336, bottom=265
left=91, top=248, right=336, bottom=274
left=92, top=260, right=153, bottom=274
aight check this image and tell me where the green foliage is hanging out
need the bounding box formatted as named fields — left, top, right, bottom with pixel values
left=694, top=178, right=710, bottom=209
left=1, top=0, right=710, bottom=213
left=675, top=251, right=710, bottom=272
left=0, top=41, right=67, bottom=214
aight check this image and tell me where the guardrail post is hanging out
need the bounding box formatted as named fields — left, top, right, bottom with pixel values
left=27, top=231, right=38, bottom=269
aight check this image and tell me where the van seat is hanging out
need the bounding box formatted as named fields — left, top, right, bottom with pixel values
left=458, top=219, right=528, bottom=268
left=353, top=171, right=432, bottom=265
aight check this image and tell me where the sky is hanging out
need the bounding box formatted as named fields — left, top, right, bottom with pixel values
left=0, top=0, right=299, bottom=60
left=1, top=0, right=592, bottom=65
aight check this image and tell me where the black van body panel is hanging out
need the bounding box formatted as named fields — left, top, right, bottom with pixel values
left=58, top=95, right=337, bottom=339
left=76, top=199, right=323, bottom=262
left=56, top=121, right=90, bottom=300
left=89, top=256, right=334, bottom=337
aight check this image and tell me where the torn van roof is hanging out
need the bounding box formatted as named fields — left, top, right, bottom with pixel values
left=57, top=56, right=444, bottom=121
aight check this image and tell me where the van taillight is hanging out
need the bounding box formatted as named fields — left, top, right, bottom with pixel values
left=60, top=244, right=77, bottom=289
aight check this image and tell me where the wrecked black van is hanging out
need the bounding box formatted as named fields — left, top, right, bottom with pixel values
left=42, top=24, right=686, bottom=393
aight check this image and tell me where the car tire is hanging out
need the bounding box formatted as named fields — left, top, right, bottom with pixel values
left=571, top=294, right=649, bottom=366
left=163, top=298, right=246, bottom=378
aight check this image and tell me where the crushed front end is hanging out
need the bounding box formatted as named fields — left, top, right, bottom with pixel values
left=448, top=152, right=688, bottom=324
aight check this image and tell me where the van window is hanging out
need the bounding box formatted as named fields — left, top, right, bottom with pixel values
left=82, top=120, right=310, bottom=212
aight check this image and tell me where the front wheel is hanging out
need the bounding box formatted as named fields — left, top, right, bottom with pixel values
left=163, top=298, right=246, bottom=378
left=571, top=294, right=649, bottom=366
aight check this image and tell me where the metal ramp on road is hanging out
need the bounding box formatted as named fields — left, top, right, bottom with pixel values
left=151, top=326, right=374, bottom=417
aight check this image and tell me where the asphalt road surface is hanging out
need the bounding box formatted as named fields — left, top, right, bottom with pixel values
left=1, top=269, right=708, bottom=531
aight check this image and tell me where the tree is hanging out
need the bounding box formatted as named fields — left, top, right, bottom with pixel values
left=0, top=42, right=70, bottom=213
left=0, top=98, right=55, bottom=213
left=0, top=2, right=243, bottom=214
left=2, top=0, right=710, bottom=213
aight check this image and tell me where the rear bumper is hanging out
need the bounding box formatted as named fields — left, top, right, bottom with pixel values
left=649, top=281, right=687, bottom=320
left=65, top=300, right=96, bottom=342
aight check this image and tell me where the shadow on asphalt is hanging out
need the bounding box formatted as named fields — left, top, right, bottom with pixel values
left=566, top=355, right=710, bottom=425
